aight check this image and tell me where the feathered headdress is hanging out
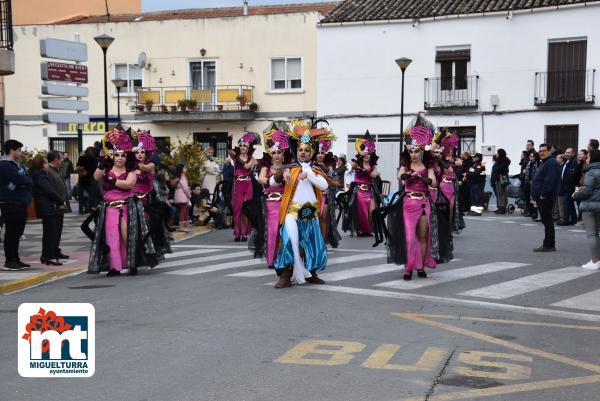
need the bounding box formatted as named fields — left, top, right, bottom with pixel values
left=263, top=124, right=290, bottom=155
left=102, top=128, right=133, bottom=159
left=355, top=130, right=376, bottom=155
left=238, top=132, right=261, bottom=147
left=403, top=113, right=435, bottom=150
left=435, top=128, right=460, bottom=156
left=288, top=119, right=336, bottom=158
left=132, top=129, right=156, bottom=152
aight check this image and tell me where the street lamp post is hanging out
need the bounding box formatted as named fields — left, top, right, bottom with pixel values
left=94, top=34, right=115, bottom=133
left=112, top=79, right=127, bottom=123
left=395, top=57, right=412, bottom=164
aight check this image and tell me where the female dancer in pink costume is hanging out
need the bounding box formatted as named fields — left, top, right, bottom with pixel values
left=398, top=127, right=437, bottom=281
left=92, top=132, right=137, bottom=276
left=229, top=132, right=260, bottom=242
left=314, top=140, right=336, bottom=242
left=436, top=131, right=460, bottom=225
left=352, top=132, right=380, bottom=236
left=258, top=129, right=289, bottom=267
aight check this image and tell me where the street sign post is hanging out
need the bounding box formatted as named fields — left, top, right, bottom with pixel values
left=41, top=62, right=88, bottom=83
left=40, top=38, right=87, bottom=62
left=43, top=113, right=90, bottom=124
left=42, top=99, right=89, bottom=111
left=42, top=84, right=89, bottom=97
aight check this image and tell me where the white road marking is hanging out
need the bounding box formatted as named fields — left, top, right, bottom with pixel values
left=459, top=267, right=597, bottom=299
left=520, top=223, right=537, bottom=226
left=552, top=289, right=600, bottom=312
left=375, top=262, right=529, bottom=290
left=569, top=229, right=586, bottom=233
left=303, top=285, right=600, bottom=323
left=320, top=263, right=399, bottom=282
left=164, top=258, right=266, bottom=275
left=164, top=249, right=219, bottom=259
left=226, top=253, right=384, bottom=278
left=154, top=250, right=251, bottom=270
left=170, top=244, right=248, bottom=249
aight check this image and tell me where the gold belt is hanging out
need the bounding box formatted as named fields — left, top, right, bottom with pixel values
left=358, top=184, right=371, bottom=191
left=135, top=192, right=149, bottom=199
left=266, top=192, right=283, bottom=201
left=288, top=202, right=319, bottom=221
left=105, top=200, right=128, bottom=208
left=405, top=192, right=426, bottom=200
left=235, top=175, right=250, bottom=181
left=442, top=178, right=454, bottom=184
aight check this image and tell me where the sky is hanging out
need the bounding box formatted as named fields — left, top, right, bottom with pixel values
left=142, top=0, right=330, bottom=12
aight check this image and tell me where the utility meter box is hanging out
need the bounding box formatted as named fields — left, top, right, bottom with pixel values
left=481, top=145, right=496, bottom=156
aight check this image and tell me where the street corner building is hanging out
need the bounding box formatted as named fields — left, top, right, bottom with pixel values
left=317, top=0, right=600, bottom=192
left=3, top=2, right=337, bottom=161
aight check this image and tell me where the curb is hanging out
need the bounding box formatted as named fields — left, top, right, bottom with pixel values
left=1, top=225, right=214, bottom=295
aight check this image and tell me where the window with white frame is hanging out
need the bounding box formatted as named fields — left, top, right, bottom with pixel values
left=112, top=63, right=143, bottom=95
left=270, top=57, right=302, bottom=91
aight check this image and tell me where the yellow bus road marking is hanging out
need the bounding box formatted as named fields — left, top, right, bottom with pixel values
left=408, top=313, right=600, bottom=331
left=391, top=313, right=600, bottom=373
left=400, top=375, right=600, bottom=401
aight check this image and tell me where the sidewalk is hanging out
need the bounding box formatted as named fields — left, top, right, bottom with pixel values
left=0, top=213, right=211, bottom=294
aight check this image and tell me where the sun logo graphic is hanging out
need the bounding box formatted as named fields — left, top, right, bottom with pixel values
left=18, top=303, right=95, bottom=377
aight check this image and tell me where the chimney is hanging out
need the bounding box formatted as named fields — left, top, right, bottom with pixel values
left=243, top=1, right=249, bottom=16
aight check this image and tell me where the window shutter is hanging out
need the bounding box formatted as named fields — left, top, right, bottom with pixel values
left=436, top=49, right=470, bottom=62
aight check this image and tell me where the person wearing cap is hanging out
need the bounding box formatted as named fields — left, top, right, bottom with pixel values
left=0, top=140, right=33, bottom=270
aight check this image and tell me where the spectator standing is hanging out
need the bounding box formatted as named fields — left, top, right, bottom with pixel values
left=0, top=140, right=33, bottom=270
left=524, top=151, right=540, bottom=219
left=221, top=157, right=234, bottom=226
left=466, top=153, right=486, bottom=212
left=76, top=147, right=100, bottom=212
left=576, top=149, right=589, bottom=223
left=31, top=155, right=64, bottom=266
left=335, top=154, right=348, bottom=190
left=558, top=147, right=581, bottom=225
left=59, top=152, right=74, bottom=199
left=47, top=151, right=69, bottom=259
left=530, top=143, right=561, bottom=252
left=573, top=149, right=600, bottom=269
left=202, top=147, right=220, bottom=196
left=172, top=164, right=192, bottom=232
left=588, top=139, right=599, bottom=153
left=491, top=148, right=511, bottom=214
left=456, top=151, right=473, bottom=213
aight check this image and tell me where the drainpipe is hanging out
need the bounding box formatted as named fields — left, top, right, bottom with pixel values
left=243, top=1, right=248, bottom=16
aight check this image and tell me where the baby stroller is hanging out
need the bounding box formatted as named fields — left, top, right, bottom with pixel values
left=505, top=174, right=528, bottom=215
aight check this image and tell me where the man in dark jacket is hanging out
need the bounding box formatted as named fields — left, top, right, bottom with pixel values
left=0, top=140, right=33, bottom=270
left=530, top=143, right=561, bottom=252
left=466, top=153, right=486, bottom=211
left=457, top=151, right=473, bottom=213
left=558, top=147, right=581, bottom=225
left=47, top=150, right=69, bottom=259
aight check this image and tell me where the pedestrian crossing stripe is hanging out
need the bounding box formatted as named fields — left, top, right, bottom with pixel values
left=460, top=267, right=596, bottom=300
left=552, top=289, right=600, bottom=312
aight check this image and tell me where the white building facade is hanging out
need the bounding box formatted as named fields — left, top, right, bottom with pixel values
left=318, top=1, right=600, bottom=189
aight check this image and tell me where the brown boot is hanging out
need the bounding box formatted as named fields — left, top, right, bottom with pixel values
left=305, top=270, right=325, bottom=285
left=274, top=268, right=292, bottom=288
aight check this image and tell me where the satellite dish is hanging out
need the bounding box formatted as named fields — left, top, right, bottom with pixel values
left=137, top=52, right=147, bottom=69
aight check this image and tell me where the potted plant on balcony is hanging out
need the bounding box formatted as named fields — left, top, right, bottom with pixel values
left=144, top=99, right=154, bottom=112
left=178, top=99, right=188, bottom=112
left=160, top=104, right=168, bottom=113
left=248, top=102, right=259, bottom=112
left=187, top=99, right=198, bottom=112
left=236, top=94, right=247, bottom=108
left=170, top=105, right=177, bottom=113
left=216, top=104, right=224, bottom=112
left=136, top=104, right=145, bottom=112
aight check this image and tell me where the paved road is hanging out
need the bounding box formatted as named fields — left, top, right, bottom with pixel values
left=2, top=213, right=600, bottom=401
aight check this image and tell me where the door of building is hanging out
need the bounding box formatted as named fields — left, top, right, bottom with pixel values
left=49, top=138, right=79, bottom=161
left=190, top=60, right=216, bottom=111
left=547, top=39, right=587, bottom=103
left=453, top=126, right=477, bottom=155
left=546, top=125, right=579, bottom=152
left=193, top=132, right=230, bottom=160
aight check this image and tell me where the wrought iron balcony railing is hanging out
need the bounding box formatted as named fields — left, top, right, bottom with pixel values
left=135, top=85, right=256, bottom=113
left=534, top=69, right=595, bottom=106
left=0, top=0, right=13, bottom=50
left=424, top=75, right=479, bottom=109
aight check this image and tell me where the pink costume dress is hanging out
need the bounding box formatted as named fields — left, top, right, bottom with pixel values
left=354, top=165, right=374, bottom=235
left=403, top=168, right=436, bottom=273
left=232, top=161, right=253, bottom=237
left=134, top=171, right=154, bottom=205
left=439, top=162, right=456, bottom=204
left=264, top=168, right=284, bottom=267
left=103, top=170, right=133, bottom=271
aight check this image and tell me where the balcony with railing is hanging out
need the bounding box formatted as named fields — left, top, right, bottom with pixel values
left=534, top=69, right=595, bottom=106
left=133, top=85, right=257, bottom=121
left=424, top=75, right=479, bottom=110
left=0, top=0, right=14, bottom=76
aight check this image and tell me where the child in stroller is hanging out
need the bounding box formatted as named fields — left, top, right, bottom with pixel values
left=505, top=174, right=529, bottom=215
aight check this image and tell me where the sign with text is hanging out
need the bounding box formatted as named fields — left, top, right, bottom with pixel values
left=41, top=62, right=88, bottom=84
left=40, top=38, right=87, bottom=62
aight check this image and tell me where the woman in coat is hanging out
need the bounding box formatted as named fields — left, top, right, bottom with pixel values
left=172, top=163, right=192, bottom=232
left=31, top=155, right=65, bottom=265
left=491, top=148, right=511, bottom=214
left=573, top=149, right=600, bottom=270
